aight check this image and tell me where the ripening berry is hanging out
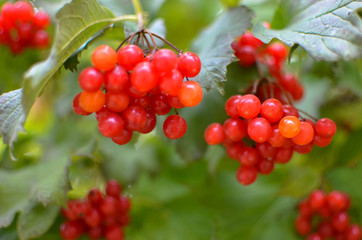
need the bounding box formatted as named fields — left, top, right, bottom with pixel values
left=260, top=98, right=283, bottom=123
left=274, top=147, right=293, bottom=164
left=178, top=81, right=203, bottom=107
left=177, top=52, right=201, bottom=77
left=292, top=121, right=314, bottom=145
left=106, top=179, right=122, bottom=197
left=79, top=90, right=105, bottom=113
left=111, top=129, right=133, bottom=145
left=225, top=95, right=242, bottom=118
left=73, top=93, right=92, bottom=116
left=104, top=65, right=129, bottom=92
left=167, top=95, right=184, bottom=109
left=256, top=158, right=274, bottom=175
left=235, top=45, right=256, bottom=67
left=295, top=215, right=311, bottom=235
left=204, top=123, right=225, bottom=145
left=238, top=94, right=261, bottom=119
left=33, top=11, right=51, bottom=28
left=122, top=105, right=147, bottom=131
left=150, top=93, right=172, bottom=116
left=306, top=233, right=322, bottom=240
left=105, top=92, right=130, bottom=113
left=60, top=220, right=84, bottom=240
left=131, top=62, right=158, bottom=92
left=153, top=49, right=178, bottom=75
left=268, top=125, right=288, bottom=147
left=308, top=190, right=326, bottom=211
left=315, top=118, right=337, bottom=138
left=98, top=113, right=124, bottom=138
left=78, top=67, right=104, bottom=92
left=159, top=69, right=183, bottom=96
left=345, top=224, right=362, bottom=240
left=238, top=31, right=263, bottom=48
left=255, top=142, right=276, bottom=159
left=327, top=191, right=348, bottom=212
left=317, top=222, right=334, bottom=239
left=313, top=135, right=332, bottom=147
left=239, top=147, right=259, bottom=166
left=105, top=226, right=124, bottom=240
left=265, top=42, right=288, bottom=63
left=247, top=117, right=272, bottom=143
left=279, top=116, right=301, bottom=138
left=117, top=44, right=144, bottom=71
left=92, top=45, right=117, bottom=71
left=163, top=115, right=187, bottom=139
left=282, top=104, right=299, bottom=117
left=138, top=110, right=157, bottom=134
left=236, top=166, right=258, bottom=185
left=223, top=118, right=247, bottom=142
left=332, top=212, right=350, bottom=232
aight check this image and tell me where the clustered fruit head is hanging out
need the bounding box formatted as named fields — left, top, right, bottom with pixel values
left=0, top=1, right=51, bottom=54
left=73, top=44, right=202, bottom=143
left=232, top=30, right=304, bottom=102
left=204, top=93, right=337, bottom=185
left=60, top=180, right=131, bottom=240
left=296, top=190, right=362, bottom=240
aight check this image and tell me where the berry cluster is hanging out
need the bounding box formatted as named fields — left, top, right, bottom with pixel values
left=0, top=1, right=50, bottom=54
left=73, top=43, right=202, bottom=144
left=296, top=190, right=361, bottom=240
left=232, top=30, right=304, bottom=102
left=204, top=93, right=337, bottom=186
left=60, top=180, right=131, bottom=240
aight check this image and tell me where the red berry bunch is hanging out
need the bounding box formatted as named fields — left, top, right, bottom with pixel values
left=73, top=43, right=202, bottom=143
left=0, top=1, right=51, bottom=54
left=296, top=190, right=361, bottom=240
left=231, top=30, right=304, bottom=102
left=60, top=180, right=131, bottom=240
left=204, top=94, right=337, bottom=186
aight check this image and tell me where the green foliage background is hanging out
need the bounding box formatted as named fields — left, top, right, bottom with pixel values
left=0, top=0, right=361, bottom=239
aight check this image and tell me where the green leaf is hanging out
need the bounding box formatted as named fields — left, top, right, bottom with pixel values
left=17, top=202, right=60, bottom=240
left=0, top=89, right=25, bottom=153
left=22, top=0, right=137, bottom=114
left=0, top=156, right=70, bottom=228
left=191, top=6, right=254, bottom=94
left=252, top=0, right=362, bottom=61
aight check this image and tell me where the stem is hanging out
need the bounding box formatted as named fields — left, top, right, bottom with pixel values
left=252, top=78, right=265, bottom=95
left=144, top=29, right=159, bottom=50
left=273, top=82, right=294, bottom=106
left=116, top=34, right=132, bottom=51
left=142, top=32, right=152, bottom=51
left=266, top=78, right=274, bottom=98
left=150, top=32, right=183, bottom=53
left=296, top=108, right=318, bottom=122
left=132, top=0, right=144, bottom=30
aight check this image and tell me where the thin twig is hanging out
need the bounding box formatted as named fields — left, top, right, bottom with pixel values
left=296, top=108, right=318, bottom=122
left=150, top=32, right=183, bottom=53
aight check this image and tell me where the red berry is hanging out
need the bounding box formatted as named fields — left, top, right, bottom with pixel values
left=265, top=42, right=288, bottom=63
left=98, top=113, right=124, bottom=138
left=105, top=92, right=130, bottom=113
left=117, top=44, right=144, bottom=71
left=236, top=166, right=258, bottom=185
left=268, top=125, right=288, bottom=147
left=295, top=215, right=311, bottom=235
left=60, top=220, right=84, bottom=240
left=274, top=147, right=293, bottom=164
left=247, top=117, right=272, bottom=143
left=131, top=62, right=158, bottom=92
left=225, top=95, right=242, bottom=118
left=100, top=196, right=117, bottom=215
left=226, top=141, right=244, bottom=160
left=293, top=142, right=314, bottom=154
left=87, top=189, right=103, bottom=205
left=345, top=224, right=362, bottom=240
left=106, top=179, right=122, bottom=197
left=104, top=65, right=129, bottom=92
left=159, top=69, right=183, bottom=96
left=306, top=233, right=322, bottom=240
left=152, top=49, right=178, bottom=75
left=260, top=98, right=283, bottom=123
left=315, top=118, right=337, bottom=138
left=118, top=196, right=131, bottom=213
left=313, top=135, right=332, bottom=147
left=138, top=110, right=157, bottom=134
left=278, top=74, right=297, bottom=93
left=178, top=81, right=203, bottom=107
left=204, top=123, right=225, bottom=145
left=238, top=94, right=261, bottom=119
left=317, top=222, right=334, bottom=239
left=130, top=95, right=151, bottom=109
left=163, top=115, right=187, bottom=139
left=122, top=105, right=147, bottom=131
left=32, top=30, right=50, bottom=48
left=92, top=45, right=117, bottom=71
left=88, top=226, right=103, bottom=240
left=150, top=93, right=172, bottom=116
left=223, top=118, right=247, bottom=142
left=80, top=90, right=105, bottom=113
left=14, top=1, right=33, bottom=23
left=238, top=31, right=263, bottom=48
left=84, top=208, right=102, bottom=227
left=327, top=191, right=348, bottom=212
left=73, top=93, right=92, bottom=116
left=79, top=67, right=104, bottom=92
left=111, top=129, right=133, bottom=145
left=332, top=212, right=350, bottom=232
left=256, top=158, right=274, bottom=175
left=177, top=52, right=201, bottom=77
left=255, top=142, right=276, bottom=159
left=298, top=200, right=313, bottom=218
left=167, top=95, right=184, bottom=109
left=239, top=147, right=259, bottom=166
left=292, top=121, right=314, bottom=145
left=33, top=11, right=50, bottom=28
left=105, top=226, right=124, bottom=240
left=235, top=45, right=256, bottom=67
left=308, top=190, right=326, bottom=211
left=282, top=105, right=299, bottom=117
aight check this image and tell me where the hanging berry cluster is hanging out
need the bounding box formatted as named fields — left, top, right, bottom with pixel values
left=203, top=31, right=337, bottom=186
left=296, top=190, right=361, bottom=240
left=73, top=29, right=203, bottom=144
left=60, top=180, right=131, bottom=240
left=0, top=1, right=50, bottom=54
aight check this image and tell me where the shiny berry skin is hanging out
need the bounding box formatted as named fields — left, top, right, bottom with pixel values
left=130, top=95, right=151, bottom=109
left=159, top=69, right=183, bottom=96
left=295, top=216, right=311, bottom=235
left=150, top=93, right=172, bottom=116
left=313, top=135, right=332, bottom=147
left=118, top=196, right=131, bottom=213
left=226, top=142, right=244, bottom=160
left=87, top=189, right=103, bottom=205
left=235, top=45, right=256, bottom=67
left=122, top=105, right=147, bottom=131
left=247, top=117, right=272, bottom=143
left=104, top=65, right=129, bottom=92
left=315, top=118, right=337, bottom=138
left=79, top=90, right=105, bottom=113
left=127, top=85, right=147, bottom=98
left=345, top=224, right=362, bottom=240
left=293, top=142, right=314, bottom=154
left=106, top=179, right=122, bottom=197
left=60, top=221, right=84, bottom=240
left=73, top=93, right=92, bottom=116
left=117, top=44, right=144, bottom=71
left=167, top=95, right=184, bottom=109
left=88, top=226, right=103, bottom=240
left=279, top=116, right=301, bottom=138
left=178, top=81, right=203, bottom=107
left=292, top=121, right=314, bottom=145
left=282, top=105, right=299, bottom=117
left=138, top=110, right=157, bottom=134
left=153, top=49, right=178, bottom=75
left=163, top=115, right=187, bottom=139
left=14, top=1, right=33, bottom=23
left=100, top=196, right=117, bottom=215
left=278, top=74, right=298, bottom=93
left=223, top=118, right=247, bottom=142
left=332, top=212, right=350, bottom=232
left=177, top=52, right=201, bottom=77
left=238, top=94, right=261, bottom=119
left=105, top=226, right=124, bottom=240
left=84, top=208, right=102, bottom=227
left=92, top=45, right=117, bottom=71
left=131, top=62, right=158, bottom=92
left=79, top=67, right=104, bottom=92
left=111, top=129, right=133, bottom=145
left=239, top=31, right=263, bottom=48
left=236, top=166, right=258, bottom=185
left=98, top=113, right=124, bottom=138
left=105, top=92, right=130, bottom=113
left=32, top=30, right=50, bottom=48
left=317, top=222, right=334, bottom=239
left=204, top=123, right=225, bottom=145
left=265, top=42, right=288, bottom=62
left=306, top=233, right=322, bottom=240
left=256, top=158, right=274, bottom=174
left=33, top=11, right=50, bottom=28
left=260, top=98, right=283, bottom=123
left=225, top=95, right=242, bottom=118
left=327, top=191, right=348, bottom=212
left=298, top=200, right=313, bottom=218
left=308, top=190, right=326, bottom=211
left=274, top=147, right=293, bottom=164
left=256, top=142, right=276, bottom=159
left=268, top=125, right=288, bottom=147
left=292, top=84, right=304, bottom=100
left=239, top=147, right=259, bottom=166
